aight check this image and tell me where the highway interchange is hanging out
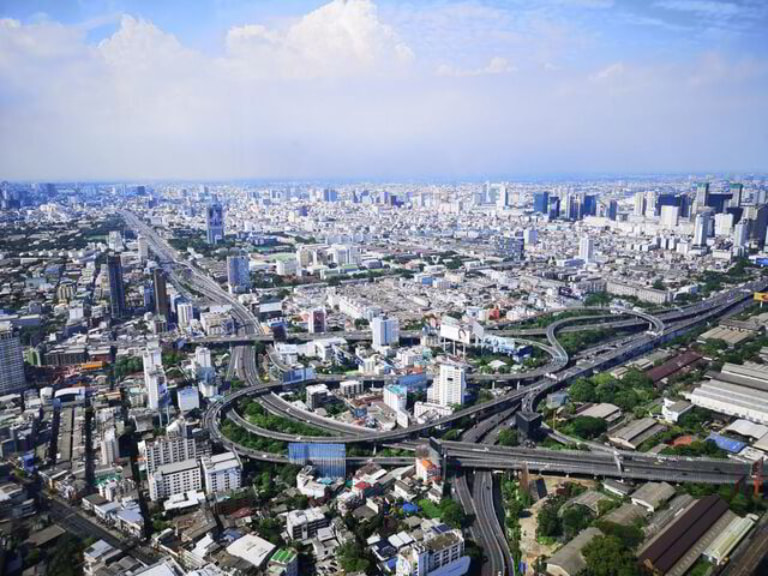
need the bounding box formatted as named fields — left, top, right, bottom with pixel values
left=122, top=210, right=766, bottom=576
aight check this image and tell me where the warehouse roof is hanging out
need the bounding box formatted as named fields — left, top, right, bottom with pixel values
left=646, top=350, right=703, bottom=384
left=631, top=482, right=676, bottom=511
left=546, top=527, right=603, bottom=576
left=723, top=419, right=768, bottom=440
left=639, top=495, right=728, bottom=574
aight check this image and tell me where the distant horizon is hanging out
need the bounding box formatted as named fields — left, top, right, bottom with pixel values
left=6, top=170, right=767, bottom=187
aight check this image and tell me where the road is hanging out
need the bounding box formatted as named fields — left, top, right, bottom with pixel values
left=45, top=496, right=158, bottom=565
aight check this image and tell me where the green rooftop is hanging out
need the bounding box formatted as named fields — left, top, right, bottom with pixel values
left=270, top=548, right=297, bottom=565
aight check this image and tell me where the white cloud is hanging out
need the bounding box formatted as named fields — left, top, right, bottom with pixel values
left=225, top=0, right=413, bottom=79
left=654, top=1, right=743, bottom=18
left=436, top=56, right=516, bottom=77
left=0, top=0, right=765, bottom=180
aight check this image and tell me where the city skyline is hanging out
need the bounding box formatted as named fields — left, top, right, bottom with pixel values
left=1, top=0, right=767, bottom=181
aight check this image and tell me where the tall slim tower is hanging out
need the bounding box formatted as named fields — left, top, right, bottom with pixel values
left=106, top=255, right=126, bottom=319
left=694, top=212, right=711, bottom=247
left=579, top=236, right=595, bottom=263
left=0, top=321, right=25, bottom=394
left=206, top=202, right=225, bottom=245
left=152, top=268, right=170, bottom=320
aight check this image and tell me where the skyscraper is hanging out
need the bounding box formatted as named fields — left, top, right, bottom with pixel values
left=144, top=343, right=168, bottom=411
left=579, top=236, right=595, bottom=263
left=226, top=255, right=250, bottom=293
left=533, top=191, right=549, bottom=214
left=694, top=212, right=711, bottom=247
left=372, top=316, right=400, bottom=349
left=137, top=235, right=149, bottom=262
left=729, top=183, right=744, bottom=208
left=634, top=192, right=645, bottom=217
left=106, top=254, right=126, bottom=319
left=607, top=199, right=618, bottom=221
left=548, top=196, right=561, bottom=219
left=695, top=182, right=710, bottom=212
left=733, top=221, right=750, bottom=248
left=0, top=321, right=25, bottom=394
left=433, top=363, right=466, bottom=407
left=177, top=302, right=195, bottom=329
left=206, top=201, right=225, bottom=244
left=307, top=307, right=327, bottom=334
left=152, top=268, right=170, bottom=320
left=496, top=185, right=509, bottom=210
left=582, top=195, right=597, bottom=217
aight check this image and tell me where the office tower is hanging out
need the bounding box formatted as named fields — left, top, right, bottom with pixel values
left=137, top=235, right=149, bottom=262
left=523, top=228, right=538, bottom=246
left=108, top=230, right=123, bottom=251
left=695, top=182, right=710, bottom=212
left=177, top=302, right=195, bottom=329
left=582, top=195, right=597, bottom=217
left=693, top=212, right=711, bottom=247
left=634, top=192, right=645, bottom=217
left=372, top=316, right=400, bottom=349
left=644, top=191, right=658, bottom=217
left=0, top=322, right=25, bottom=394
left=533, top=191, right=549, bottom=214
left=226, top=255, right=250, bottom=293
left=206, top=201, right=225, bottom=244
left=434, top=363, right=466, bottom=407
left=714, top=213, right=735, bottom=236
left=548, top=196, right=561, bottom=219
left=607, top=199, right=618, bottom=221
left=106, top=255, right=127, bottom=319
left=563, top=194, right=574, bottom=220
left=749, top=205, right=768, bottom=248
left=579, top=236, right=595, bottom=263
left=152, top=268, right=170, bottom=320
left=307, top=307, right=327, bottom=334
left=496, top=185, right=509, bottom=210
left=660, top=205, right=680, bottom=229
left=144, top=343, right=168, bottom=411
left=288, top=443, right=346, bottom=479
left=733, top=221, right=750, bottom=248
left=729, top=183, right=744, bottom=208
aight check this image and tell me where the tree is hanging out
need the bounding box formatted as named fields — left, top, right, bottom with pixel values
left=582, top=535, right=640, bottom=576
left=338, top=540, right=371, bottom=574
left=569, top=378, right=596, bottom=403
left=562, top=505, right=592, bottom=540
left=537, top=499, right=563, bottom=538
left=498, top=428, right=519, bottom=447
left=439, top=499, right=467, bottom=529
left=569, top=416, right=607, bottom=439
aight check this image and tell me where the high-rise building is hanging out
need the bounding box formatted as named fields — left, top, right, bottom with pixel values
left=523, top=228, right=538, bottom=246
left=143, top=343, right=168, bottom=411
left=695, top=182, right=710, bottom=212
left=106, top=255, right=127, bottom=319
left=201, top=451, right=242, bottom=495
left=148, top=459, right=201, bottom=501
left=372, top=316, right=400, bottom=349
left=660, top=205, right=680, bottom=229
left=607, top=199, right=618, bottom=221
left=384, top=384, right=408, bottom=413
left=177, top=302, right=195, bottom=329
left=733, top=221, right=750, bottom=248
left=533, top=191, right=549, bottom=214
left=137, top=235, right=149, bottom=262
left=548, top=196, right=561, bottom=219
left=694, top=212, right=711, bottom=247
left=582, top=195, right=597, bottom=217
left=634, top=192, right=645, bottom=217
left=0, top=322, right=25, bottom=394
left=748, top=205, right=768, bottom=248
left=226, top=255, right=250, bottom=293
left=152, top=268, right=169, bottom=320
left=579, top=236, right=595, bottom=263
left=143, top=435, right=197, bottom=474
left=433, top=363, right=466, bottom=407
left=496, top=185, right=509, bottom=210
left=307, top=307, right=327, bottom=334
left=645, top=191, right=658, bottom=218
left=206, top=201, right=225, bottom=245
left=729, top=183, right=744, bottom=208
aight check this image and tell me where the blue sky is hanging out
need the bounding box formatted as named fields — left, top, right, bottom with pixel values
left=0, top=0, right=766, bottom=180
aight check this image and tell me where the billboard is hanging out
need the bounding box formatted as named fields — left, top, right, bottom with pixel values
left=755, top=258, right=768, bottom=267
left=754, top=292, right=768, bottom=302
left=439, top=315, right=472, bottom=344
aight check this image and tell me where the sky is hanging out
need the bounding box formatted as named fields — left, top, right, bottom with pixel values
left=0, top=0, right=766, bottom=181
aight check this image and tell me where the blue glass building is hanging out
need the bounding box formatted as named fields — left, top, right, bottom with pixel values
left=288, top=443, right=346, bottom=479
